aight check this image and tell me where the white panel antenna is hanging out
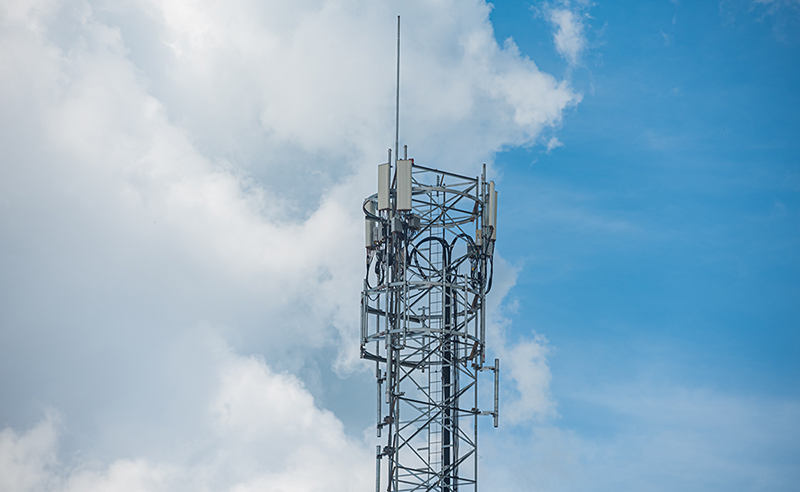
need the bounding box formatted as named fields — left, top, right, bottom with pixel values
left=396, top=159, right=412, bottom=211
left=378, top=162, right=391, bottom=211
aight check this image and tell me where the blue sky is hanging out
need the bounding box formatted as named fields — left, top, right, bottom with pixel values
left=0, top=0, right=798, bottom=490
left=493, top=0, right=799, bottom=402
left=484, top=1, right=800, bottom=487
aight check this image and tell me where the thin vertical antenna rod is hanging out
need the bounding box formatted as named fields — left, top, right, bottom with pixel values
left=394, top=15, right=400, bottom=168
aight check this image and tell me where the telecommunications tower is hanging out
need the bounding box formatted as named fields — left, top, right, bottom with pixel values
left=360, top=17, right=500, bottom=492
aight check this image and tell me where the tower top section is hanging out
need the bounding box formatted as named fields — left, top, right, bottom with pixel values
left=361, top=150, right=499, bottom=492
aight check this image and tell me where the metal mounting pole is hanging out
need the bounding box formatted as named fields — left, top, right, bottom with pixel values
left=376, top=445, right=382, bottom=492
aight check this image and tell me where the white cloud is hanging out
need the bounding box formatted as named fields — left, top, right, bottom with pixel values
left=547, top=5, right=587, bottom=65
left=60, top=461, right=175, bottom=492
left=0, top=0, right=579, bottom=372
left=0, top=0, right=579, bottom=487
left=502, top=334, right=556, bottom=423
left=0, top=411, right=60, bottom=492
left=546, top=135, right=565, bottom=152
left=0, top=348, right=371, bottom=492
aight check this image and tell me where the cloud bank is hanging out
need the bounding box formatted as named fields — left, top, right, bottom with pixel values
left=0, top=0, right=577, bottom=489
left=0, top=347, right=372, bottom=492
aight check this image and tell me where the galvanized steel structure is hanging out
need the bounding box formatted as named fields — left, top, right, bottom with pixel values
left=361, top=150, right=500, bottom=492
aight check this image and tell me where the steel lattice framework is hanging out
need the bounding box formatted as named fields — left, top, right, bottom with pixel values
left=361, top=155, right=499, bottom=492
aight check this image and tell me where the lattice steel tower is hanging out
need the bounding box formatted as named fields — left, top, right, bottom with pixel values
left=360, top=151, right=500, bottom=492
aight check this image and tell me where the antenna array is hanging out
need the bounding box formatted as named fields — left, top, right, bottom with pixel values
left=361, top=156, right=499, bottom=492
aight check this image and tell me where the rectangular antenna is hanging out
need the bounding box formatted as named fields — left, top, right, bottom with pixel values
left=396, top=159, right=412, bottom=211
left=365, top=200, right=376, bottom=247
left=492, top=188, right=498, bottom=239
left=378, top=162, right=391, bottom=210
left=488, top=180, right=497, bottom=239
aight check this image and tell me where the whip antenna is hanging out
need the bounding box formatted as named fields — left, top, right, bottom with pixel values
left=394, top=15, right=400, bottom=168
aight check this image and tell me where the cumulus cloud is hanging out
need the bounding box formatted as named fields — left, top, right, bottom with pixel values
left=0, top=348, right=371, bottom=492
left=0, top=0, right=580, bottom=488
left=0, top=411, right=60, bottom=492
